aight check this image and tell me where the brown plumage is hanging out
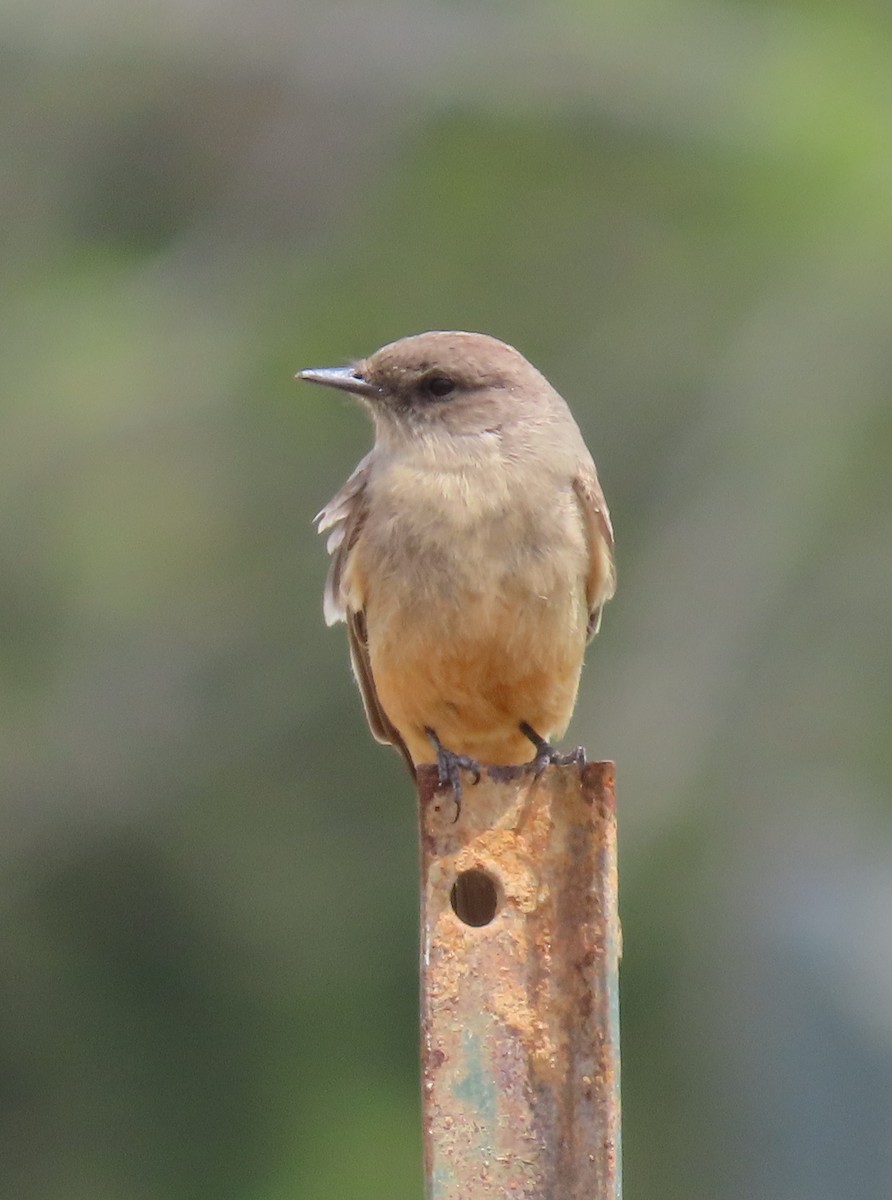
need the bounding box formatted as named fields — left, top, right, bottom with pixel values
left=301, top=331, right=615, bottom=779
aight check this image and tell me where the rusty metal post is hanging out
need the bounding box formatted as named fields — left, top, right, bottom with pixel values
left=417, top=761, right=621, bottom=1200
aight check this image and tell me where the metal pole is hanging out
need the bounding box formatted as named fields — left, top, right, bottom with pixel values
left=417, top=761, right=621, bottom=1200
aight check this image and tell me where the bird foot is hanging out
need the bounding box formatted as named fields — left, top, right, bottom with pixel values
left=519, top=722, right=587, bottom=777
left=424, top=727, right=482, bottom=821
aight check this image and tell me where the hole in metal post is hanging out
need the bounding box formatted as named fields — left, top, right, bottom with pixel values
left=450, top=869, right=499, bottom=927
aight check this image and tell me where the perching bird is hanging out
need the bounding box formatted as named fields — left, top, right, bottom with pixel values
left=299, top=331, right=615, bottom=797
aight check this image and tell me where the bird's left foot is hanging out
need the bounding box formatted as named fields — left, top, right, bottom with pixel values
left=424, top=727, right=482, bottom=821
left=519, top=722, right=587, bottom=776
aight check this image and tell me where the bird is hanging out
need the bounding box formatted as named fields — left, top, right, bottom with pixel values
left=298, top=331, right=615, bottom=801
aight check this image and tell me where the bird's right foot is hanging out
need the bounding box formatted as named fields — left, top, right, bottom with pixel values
left=424, top=727, right=482, bottom=821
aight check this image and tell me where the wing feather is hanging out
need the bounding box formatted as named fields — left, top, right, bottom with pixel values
left=316, top=458, right=414, bottom=772
left=315, top=453, right=374, bottom=627
left=572, top=464, right=616, bottom=640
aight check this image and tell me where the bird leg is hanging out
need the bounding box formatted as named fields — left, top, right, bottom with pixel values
left=424, top=727, right=482, bottom=820
left=519, top=722, right=586, bottom=776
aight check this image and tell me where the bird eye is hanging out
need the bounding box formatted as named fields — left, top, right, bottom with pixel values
left=424, top=375, right=456, bottom=399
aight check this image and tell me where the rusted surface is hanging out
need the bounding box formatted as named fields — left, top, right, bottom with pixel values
left=418, top=761, right=621, bottom=1200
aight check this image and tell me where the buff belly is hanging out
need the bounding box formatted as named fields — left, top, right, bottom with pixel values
left=366, top=583, right=588, bottom=765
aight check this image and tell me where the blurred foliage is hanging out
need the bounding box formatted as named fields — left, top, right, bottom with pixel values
left=2, top=1, right=892, bottom=1197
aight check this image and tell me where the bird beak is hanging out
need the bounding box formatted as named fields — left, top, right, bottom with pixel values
left=296, top=366, right=381, bottom=398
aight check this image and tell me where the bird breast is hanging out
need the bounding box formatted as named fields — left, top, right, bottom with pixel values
left=351, top=457, right=590, bottom=641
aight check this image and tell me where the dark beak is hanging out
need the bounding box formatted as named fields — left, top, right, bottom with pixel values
left=296, top=366, right=381, bottom=398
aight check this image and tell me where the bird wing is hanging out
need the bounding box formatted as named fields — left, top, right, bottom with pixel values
left=315, top=458, right=414, bottom=771
left=572, top=463, right=616, bottom=640
left=315, top=452, right=374, bottom=627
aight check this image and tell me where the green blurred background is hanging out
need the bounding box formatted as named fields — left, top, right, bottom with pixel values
left=3, top=1, right=892, bottom=1196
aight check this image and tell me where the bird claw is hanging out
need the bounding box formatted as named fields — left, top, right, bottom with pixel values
left=519, top=722, right=587, bottom=776
left=425, top=727, right=482, bottom=822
